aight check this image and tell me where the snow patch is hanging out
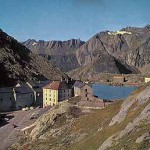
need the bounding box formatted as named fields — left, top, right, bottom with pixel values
left=108, top=31, right=132, bottom=35
left=32, top=42, right=37, bottom=46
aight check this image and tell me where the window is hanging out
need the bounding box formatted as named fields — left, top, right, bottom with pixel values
left=31, top=94, right=32, bottom=98
left=1, top=98, right=3, bottom=101
left=85, top=89, right=87, bottom=92
left=49, top=98, right=51, bottom=101
left=64, top=90, right=65, bottom=93
left=10, top=97, right=12, bottom=100
left=85, top=94, right=87, bottom=97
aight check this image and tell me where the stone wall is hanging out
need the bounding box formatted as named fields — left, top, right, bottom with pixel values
left=15, top=93, right=34, bottom=110
left=0, top=92, right=15, bottom=112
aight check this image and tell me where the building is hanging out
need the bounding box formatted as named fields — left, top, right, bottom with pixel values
left=27, top=80, right=52, bottom=107
left=73, top=81, right=93, bottom=101
left=0, top=87, right=15, bottom=112
left=13, top=83, right=34, bottom=110
left=73, top=81, right=107, bottom=107
left=43, top=81, right=72, bottom=107
left=113, top=76, right=126, bottom=83
left=145, top=77, right=150, bottom=83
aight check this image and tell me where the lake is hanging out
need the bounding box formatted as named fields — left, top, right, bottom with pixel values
left=92, top=84, right=137, bottom=100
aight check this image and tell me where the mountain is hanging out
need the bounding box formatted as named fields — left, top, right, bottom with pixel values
left=68, top=25, right=150, bottom=79
left=0, top=29, right=68, bottom=87
left=23, top=26, right=150, bottom=77
left=9, top=82, right=150, bottom=150
left=23, top=39, right=85, bottom=71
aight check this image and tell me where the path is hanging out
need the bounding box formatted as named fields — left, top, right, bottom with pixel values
left=0, top=107, right=50, bottom=150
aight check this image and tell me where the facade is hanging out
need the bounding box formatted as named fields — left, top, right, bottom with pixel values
left=145, top=77, right=150, bottom=83
left=13, top=83, right=34, bottom=110
left=73, top=81, right=93, bottom=101
left=0, top=87, right=15, bottom=112
left=27, top=81, right=52, bottom=107
left=43, top=81, right=72, bottom=107
left=113, top=76, right=126, bottom=83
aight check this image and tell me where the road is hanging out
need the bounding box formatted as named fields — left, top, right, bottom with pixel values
left=0, top=107, right=50, bottom=150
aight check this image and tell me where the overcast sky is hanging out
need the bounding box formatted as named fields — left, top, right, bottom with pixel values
left=0, top=0, right=150, bottom=41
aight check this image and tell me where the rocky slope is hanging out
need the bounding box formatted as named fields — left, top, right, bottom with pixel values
left=9, top=82, right=150, bottom=150
left=23, top=39, right=85, bottom=72
left=68, top=25, right=150, bottom=78
left=0, top=29, right=68, bottom=87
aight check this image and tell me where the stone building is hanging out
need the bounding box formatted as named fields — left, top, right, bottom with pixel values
left=43, top=81, right=72, bottom=107
left=73, top=81, right=94, bottom=101
left=13, top=83, right=34, bottom=110
left=73, top=81, right=106, bottom=107
left=113, top=76, right=126, bottom=83
left=27, top=80, right=52, bottom=107
left=145, top=77, right=150, bottom=83
left=0, top=87, right=15, bottom=112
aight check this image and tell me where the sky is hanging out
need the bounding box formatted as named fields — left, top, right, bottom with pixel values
left=0, top=0, right=150, bottom=42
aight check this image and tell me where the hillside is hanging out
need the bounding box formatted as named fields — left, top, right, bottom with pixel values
left=9, top=82, right=150, bottom=150
left=0, top=29, right=68, bottom=87
left=23, top=39, right=85, bottom=72
left=68, top=25, right=150, bottom=78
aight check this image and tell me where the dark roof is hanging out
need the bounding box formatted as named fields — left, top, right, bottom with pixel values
left=73, top=81, right=86, bottom=88
left=27, top=80, right=53, bottom=92
left=43, top=81, right=70, bottom=90
left=0, top=87, right=13, bottom=93
left=73, top=81, right=92, bottom=88
left=14, top=83, right=33, bottom=94
left=37, top=80, right=53, bottom=88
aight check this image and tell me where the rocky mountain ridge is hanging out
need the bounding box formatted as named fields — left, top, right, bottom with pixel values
left=23, top=25, right=150, bottom=76
left=0, top=29, right=68, bottom=87
left=23, top=39, right=85, bottom=71
left=69, top=25, right=150, bottom=78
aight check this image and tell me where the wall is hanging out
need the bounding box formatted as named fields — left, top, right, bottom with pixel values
left=145, top=78, right=150, bottom=83
left=113, top=77, right=125, bottom=83
left=43, top=89, right=58, bottom=107
left=74, top=87, right=81, bottom=96
left=0, top=92, right=15, bottom=112
left=15, top=93, right=34, bottom=110
left=34, top=91, right=43, bottom=107
left=80, top=84, right=93, bottom=101
left=58, top=89, right=72, bottom=101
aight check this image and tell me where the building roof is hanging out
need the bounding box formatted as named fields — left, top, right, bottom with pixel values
left=14, top=83, right=33, bottom=94
left=73, top=81, right=92, bottom=89
left=27, top=80, right=52, bottom=88
left=27, top=80, right=53, bottom=92
left=73, top=81, right=85, bottom=88
left=43, top=81, right=70, bottom=90
left=0, top=87, right=13, bottom=93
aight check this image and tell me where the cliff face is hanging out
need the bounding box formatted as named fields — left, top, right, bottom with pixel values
left=23, top=39, right=85, bottom=71
left=74, top=26, right=150, bottom=77
left=9, top=83, right=150, bottom=150
left=0, top=29, right=68, bottom=87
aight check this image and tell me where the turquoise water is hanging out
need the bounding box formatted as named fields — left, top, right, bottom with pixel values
left=92, top=84, right=137, bottom=100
